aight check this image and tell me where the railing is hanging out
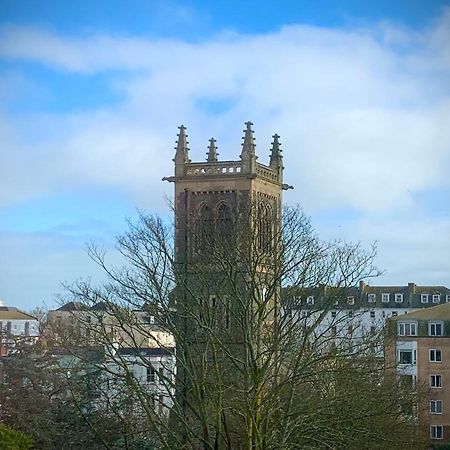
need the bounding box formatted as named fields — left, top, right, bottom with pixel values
left=256, top=163, right=278, bottom=182
left=184, top=161, right=279, bottom=182
left=185, top=161, right=242, bottom=176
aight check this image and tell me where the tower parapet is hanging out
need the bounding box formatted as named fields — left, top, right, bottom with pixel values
left=165, top=121, right=286, bottom=186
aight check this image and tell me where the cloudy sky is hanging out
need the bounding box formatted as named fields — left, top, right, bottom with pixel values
left=1, top=0, right=450, bottom=310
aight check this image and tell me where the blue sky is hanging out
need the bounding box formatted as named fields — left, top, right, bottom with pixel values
left=1, top=0, right=450, bottom=310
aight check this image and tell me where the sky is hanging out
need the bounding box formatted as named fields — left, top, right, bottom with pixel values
left=1, top=0, right=450, bottom=311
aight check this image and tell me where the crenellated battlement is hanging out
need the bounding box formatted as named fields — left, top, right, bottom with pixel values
left=166, top=121, right=285, bottom=186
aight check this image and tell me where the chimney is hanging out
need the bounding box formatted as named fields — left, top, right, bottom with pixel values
left=359, top=280, right=365, bottom=292
left=408, top=282, right=416, bottom=294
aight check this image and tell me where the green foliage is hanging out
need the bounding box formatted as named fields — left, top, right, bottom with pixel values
left=0, top=424, right=33, bottom=450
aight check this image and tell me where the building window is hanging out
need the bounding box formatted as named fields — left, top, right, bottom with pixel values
left=147, top=366, right=156, bottom=383
left=431, top=375, right=442, bottom=388
left=331, top=311, right=337, bottom=318
left=433, top=294, right=441, bottom=304
left=392, top=311, right=398, bottom=317
left=347, top=296, right=355, bottom=305
left=333, top=299, right=339, bottom=306
left=306, top=296, right=315, bottom=306
left=430, top=425, right=443, bottom=439
left=430, top=349, right=442, bottom=362
left=368, top=293, right=376, bottom=303
left=431, top=400, right=443, bottom=414
left=370, top=311, right=375, bottom=319
left=398, top=322, right=417, bottom=336
left=398, top=349, right=415, bottom=365
left=421, top=294, right=429, bottom=303
left=370, top=325, right=376, bottom=335
left=429, top=321, right=443, bottom=337
left=381, top=293, right=390, bottom=303
left=395, top=293, right=403, bottom=303
left=348, top=310, right=354, bottom=318
left=209, top=295, right=217, bottom=308
left=446, top=294, right=450, bottom=303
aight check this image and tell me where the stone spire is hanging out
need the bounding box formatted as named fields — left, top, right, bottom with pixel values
left=241, top=121, right=256, bottom=158
left=269, top=133, right=283, bottom=168
left=240, top=121, right=257, bottom=174
left=174, top=125, right=189, bottom=164
left=173, top=125, right=190, bottom=177
left=206, top=137, right=218, bottom=162
left=269, top=133, right=283, bottom=182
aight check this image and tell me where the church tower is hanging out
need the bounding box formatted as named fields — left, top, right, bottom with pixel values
left=164, top=122, right=290, bottom=447
left=164, top=121, right=287, bottom=267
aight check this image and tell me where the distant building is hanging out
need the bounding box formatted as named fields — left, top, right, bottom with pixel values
left=48, top=344, right=175, bottom=415
left=284, top=282, right=450, bottom=354
left=48, top=301, right=174, bottom=348
left=387, top=303, right=450, bottom=444
left=0, top=301, right=39, bottom=356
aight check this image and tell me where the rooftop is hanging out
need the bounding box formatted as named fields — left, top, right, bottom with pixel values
left=392, top=302, right=450, bottom=321
left=0, top=307, right=37, bottom=321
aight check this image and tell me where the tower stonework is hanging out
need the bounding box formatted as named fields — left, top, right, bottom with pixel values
left=164, top=122, right=290, bottom=447
left=164, top=121, right=287, bottom=265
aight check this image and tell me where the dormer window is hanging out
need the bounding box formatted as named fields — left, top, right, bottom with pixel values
left=433, top=294, right=441, bottom=304
left=381, top=293, right=390, bottom=303
left=421, top=294, right=429, bottom=303
left=395, top=293, right=403, bottom=303
left=429, top=321, right=443, bottom=337
left=446, top=295, right=450, bottom=303
left=398, top=322, right=417, bottom=336
left=306, top=296, right=315, bottom=306
left=368, top=293, right=376, bottom=303
left=347, top=296, right=355, bottom=306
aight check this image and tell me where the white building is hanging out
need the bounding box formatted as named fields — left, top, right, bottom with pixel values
left=285, top=282, right=450, bottom=354
left=0, top=301, right=39, bottom=355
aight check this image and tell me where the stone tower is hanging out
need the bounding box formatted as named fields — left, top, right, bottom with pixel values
left=164, top=121, right=288, bottom=267
left=164, top=122, right=290, bottom=447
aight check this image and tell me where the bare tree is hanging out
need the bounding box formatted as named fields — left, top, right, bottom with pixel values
left=61, top=204, right=424, bottom=449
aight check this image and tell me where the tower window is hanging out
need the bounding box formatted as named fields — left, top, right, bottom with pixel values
left=257, top=202, right=273, bottom=253
left=216, top=203, right=233, bottom=244
left=196, top=204, right=213, bottom=255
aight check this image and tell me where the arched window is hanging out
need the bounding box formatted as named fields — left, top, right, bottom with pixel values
left=216, top=203, right=233, bottom=241
left=257, top=202, right=273, bottom=253
left=196, top=204, right=213, bottom=255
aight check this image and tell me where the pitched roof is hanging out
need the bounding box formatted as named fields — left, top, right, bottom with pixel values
left=0, top=307, right=37, bottom=320
left=54, top=302, right=86, bottom=312
left=391, top=302, right=450, bottom=321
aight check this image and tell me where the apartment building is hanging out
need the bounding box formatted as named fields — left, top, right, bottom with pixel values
left=0, top=302, right=39, bottom=356
left=285, top=282, right=450, bottom=347
left=48, top=301, right=174, bottom=348
left=387, top=303, right=450, bottom=444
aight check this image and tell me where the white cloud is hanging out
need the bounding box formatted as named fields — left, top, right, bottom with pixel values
left=0, top=12, right=449, bottom=213
left=1, top=9, right=450, bottom=306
